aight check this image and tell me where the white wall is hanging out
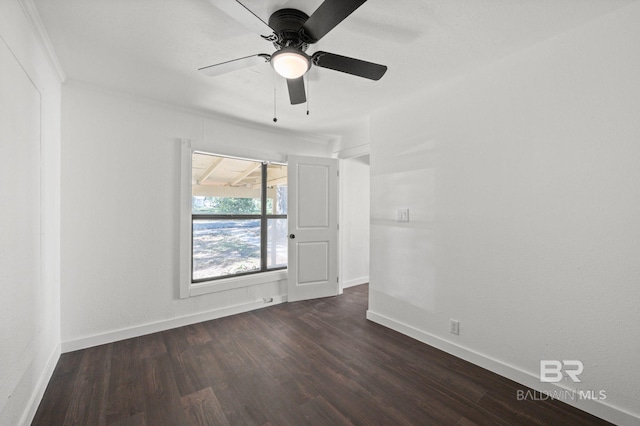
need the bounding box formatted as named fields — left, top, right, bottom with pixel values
left=61, top=82, right=332, bottom=350
left=332, top=117, right=371, bottom=290
left=0, top=1, right=62, bottom=424
left=340, top=156, right=370, bottom=289
left=368, top=3, right=640, bottom=425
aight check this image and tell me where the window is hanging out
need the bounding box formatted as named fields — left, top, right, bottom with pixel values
left=191, top=152, right=287, bottom=281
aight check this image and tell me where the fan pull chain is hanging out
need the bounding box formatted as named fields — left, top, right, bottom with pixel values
left=273, top=70, right=278, bottom=123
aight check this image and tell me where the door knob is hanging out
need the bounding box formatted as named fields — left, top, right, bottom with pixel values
left=289, top=234, right=295, bottom=239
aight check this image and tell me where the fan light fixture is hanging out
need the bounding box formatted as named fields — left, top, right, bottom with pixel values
left=199, top=4, right=389, bottom=108
left=271, top=48, right=310, bottom=79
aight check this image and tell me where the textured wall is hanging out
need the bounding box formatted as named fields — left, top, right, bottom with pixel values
left=369, top=3, right=640, bottom=424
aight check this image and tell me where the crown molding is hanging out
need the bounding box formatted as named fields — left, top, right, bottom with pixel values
left=18, top=0, right=66, bottom=83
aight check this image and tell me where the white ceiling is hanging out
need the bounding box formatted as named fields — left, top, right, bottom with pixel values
left=34, top=0, right=635, bottom=136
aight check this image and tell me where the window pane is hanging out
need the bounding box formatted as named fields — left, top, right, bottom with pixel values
left=267, top=219, right=288, bottom=269
left=267, top=163, right=287, bottom=215
left=192, top=153, right=262, bottom=215
left=193, top=219, right=261, bottom=280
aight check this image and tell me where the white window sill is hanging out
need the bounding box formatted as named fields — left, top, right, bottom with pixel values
left=188, top=269, right=288, bottom=297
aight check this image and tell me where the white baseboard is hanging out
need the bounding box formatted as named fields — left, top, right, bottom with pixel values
left=20, top=343, right=61, bottom=426
left=366, top=310, right=640, bottom=426
left=342, top=276, right=369, bottom=289
left=62, top=295, right=287, bottom=353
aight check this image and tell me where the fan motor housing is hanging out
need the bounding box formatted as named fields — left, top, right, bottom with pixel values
left=268, top=9, right=310, bottom=51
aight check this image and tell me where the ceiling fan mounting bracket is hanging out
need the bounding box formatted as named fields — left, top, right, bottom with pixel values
left=268, top=8, right=313, bottom=52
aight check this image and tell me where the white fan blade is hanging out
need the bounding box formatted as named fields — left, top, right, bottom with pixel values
left=208, top=0, right=274, bottom=37
left=199, top=54, right=270, bottom=77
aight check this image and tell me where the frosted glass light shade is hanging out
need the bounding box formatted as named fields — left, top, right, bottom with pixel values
left=272, top=50, right=309, bottom=79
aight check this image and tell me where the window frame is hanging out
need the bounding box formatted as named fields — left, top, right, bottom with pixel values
left=180, top=141, right=288, bottom=298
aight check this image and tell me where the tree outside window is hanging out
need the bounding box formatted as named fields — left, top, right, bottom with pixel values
left=191, top=153, right=287, bottom=281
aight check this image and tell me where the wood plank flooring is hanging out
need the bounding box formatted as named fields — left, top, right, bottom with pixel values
left=32, top=284, right=612, bottom=425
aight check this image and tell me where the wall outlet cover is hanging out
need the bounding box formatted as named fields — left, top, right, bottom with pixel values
left=450, top=319, right=460, bottom=335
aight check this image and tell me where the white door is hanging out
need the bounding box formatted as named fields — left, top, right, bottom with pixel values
left=287, top=155, right=339, bottom=302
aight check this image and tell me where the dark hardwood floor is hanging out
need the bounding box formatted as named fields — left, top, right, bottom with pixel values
left=32, top=284, right=612, bottom=425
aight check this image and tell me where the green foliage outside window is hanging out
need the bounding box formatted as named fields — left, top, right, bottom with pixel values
left=193, top=197, right=260, bottom=215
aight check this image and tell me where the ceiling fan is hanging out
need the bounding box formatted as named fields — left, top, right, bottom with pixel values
left=199, top=0, right=388, bottom=106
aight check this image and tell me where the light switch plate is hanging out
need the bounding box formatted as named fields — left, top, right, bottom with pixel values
left=397, top=208, right=409, bottom=222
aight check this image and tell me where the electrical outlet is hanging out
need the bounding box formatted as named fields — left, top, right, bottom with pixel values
left=397, top=208, right=409, bottom=222
left=450, top=319, right=460, bottom=335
